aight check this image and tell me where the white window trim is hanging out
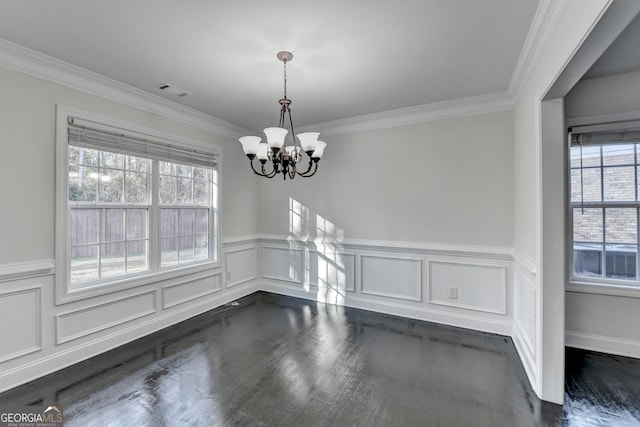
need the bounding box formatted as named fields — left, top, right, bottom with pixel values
left=55, top=105, right=222, bottom=305
left=567, top=114, right=640, bottom=299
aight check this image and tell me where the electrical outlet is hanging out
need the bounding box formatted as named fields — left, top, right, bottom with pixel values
left=448, top=287, right=458, bottom=299
left=226, top=271, right=231, bottom=281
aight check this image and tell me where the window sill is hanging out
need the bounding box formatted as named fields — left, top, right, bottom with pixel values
left=57, top=260, right=221, bottom=305
left=567, top=280, right=640, bottom=299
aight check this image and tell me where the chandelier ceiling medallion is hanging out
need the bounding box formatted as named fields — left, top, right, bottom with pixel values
left=239, top=51, right=326, bottom=180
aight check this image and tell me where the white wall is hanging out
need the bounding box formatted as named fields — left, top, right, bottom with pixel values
left=252, top=111, right=515, bottom=344
left=0, top=64, right=259, bottom=392
left=511, top=0, right=612, bottom=404
left=258, top=112, right=514, bottom=247
left=566, top=70, right=640, bottom=119
left=564, top=70, right=640, bottom=358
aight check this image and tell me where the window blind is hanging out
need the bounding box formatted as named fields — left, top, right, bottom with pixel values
left=570, top=120, right=640, bottom=146
left=68, top=117, right=217, bottom=167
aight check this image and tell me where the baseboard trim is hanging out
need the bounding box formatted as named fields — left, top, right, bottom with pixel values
left=566, top=331, right=640, bottom=360
left=0, top=282, right=258, bottom=393
left=260, top=282, right=512, bottom=336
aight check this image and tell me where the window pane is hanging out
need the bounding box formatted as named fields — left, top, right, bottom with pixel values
left=178, top=236, right=194, bottom=263
left=605, top=208, right=637, bottom=244
left=125, top=172, right=148, bottom=204
left=126, top=209, right=147, bottom=240
left=101, top=243, right=125, bottom=279
left=101, top=151, right=124, bottom=169
left=572, top=145, right=600, bottom=168
left=195, top=235, right=208, bottom=260
left=179, top=209, right=194, bottom=235
left=69, top=166, right=98, bottom=202
left=161, top=209, right=177, bottom=237
left=159, top=175, right=176, bottom=204
left=70, top=244, right=99, bottom=284
left=177, top=164, right=192, bottom=177
left=159, top=161, right=174, bottom=175
left=573, top=208, right=603, bottom=242
left=69, top=146, right=98, bottom=166
left=71, top=209, right=99, bottom=245
left=103, top=209, right=125, bottom=242
left=193, top=167, right=208, bottom=180
left=126, top=240, right=148, bottom=274
left=605, top=244, right=636, bottom=280
left=581, top=168, right=601, bottom=202
left=570, top=169, right=583, bottom=203
left=603, top=166, right=635, bottom=201
left=177, top=178, right=193, bottom=204
left=195, top=209, right=208, bottom=234
left=574, top=243, right=602, bottom=278
left=126, top=156, right=147, bottom=172
left=99, top=170, right=124, bottom=203
left=161, top=237, right=178, bottom=267
left=602, top=144, right=634, bottom=166
left=194, top=179, right=209, bottom=205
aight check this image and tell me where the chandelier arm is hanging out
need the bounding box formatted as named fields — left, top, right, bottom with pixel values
left=288, top=108, right=296, bottom=145
left=250, top=159, right=270, bottom=177
left=296, top=157, right=315, bottom=175
left=264, top=162, right=278, bottom=178
left=297, top=160, right=318, bottom=177
left=279, top=104, right=287, bottom=128
left=299, top=163, right=318, bottom=177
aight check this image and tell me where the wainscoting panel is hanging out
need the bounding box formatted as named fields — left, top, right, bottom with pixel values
left=225, top=246, right=257, bottom=288
left=307, top=251, right=356, bottom=293
left=56, top=290, right=157, bottom=344
left=360, top=255, right=422, bottom=301
left=262, top=246, right=304, bottom=284
left=513, top=267, right=537, bottom=357
left=428, top=261, right=506, bottom=314
left=511, top=253, right=539, bottom=396
left=162, top=271, right=222, bottom=309
left=0, top=287, right=42, bottom=363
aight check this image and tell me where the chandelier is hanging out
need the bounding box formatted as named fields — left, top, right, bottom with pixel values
left=239, top=51, right=326, bottom=180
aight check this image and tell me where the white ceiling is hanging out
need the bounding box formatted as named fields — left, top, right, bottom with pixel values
left=0, top=0, right=540, bottom=132
left=584, top=12, right=640, bottom=79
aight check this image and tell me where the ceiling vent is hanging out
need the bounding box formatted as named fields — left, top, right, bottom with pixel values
left=155, top=82, right=190, bottom=97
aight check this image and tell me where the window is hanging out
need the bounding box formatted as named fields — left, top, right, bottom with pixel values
left=57, top=109, right=219, bottom=298
left=569, top=124, right=640, bottom=287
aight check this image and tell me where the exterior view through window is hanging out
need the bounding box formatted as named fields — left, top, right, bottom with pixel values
left=570, top=140, right=639, bottom=283
left=68, top=146, right=217, bottom=287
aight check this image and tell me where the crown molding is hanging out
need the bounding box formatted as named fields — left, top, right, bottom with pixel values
left=0, top=38, right=252, bottom=139
left=0, top=0, right=566, bottom=140
left=298, top=91, right=515, bottom=137
left=507, top=0, right=569, bottom=100
left=299, top=0, right=568, bottom=137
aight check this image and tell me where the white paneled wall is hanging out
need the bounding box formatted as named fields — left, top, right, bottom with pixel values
left=0, top=245, right=259, bottom=393
left=512, top=251, right=539, bottom=392
left=247, top=236, right=514, bottom=336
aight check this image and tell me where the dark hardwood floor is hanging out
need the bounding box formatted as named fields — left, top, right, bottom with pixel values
left=0, top=291, right=638, bottom=426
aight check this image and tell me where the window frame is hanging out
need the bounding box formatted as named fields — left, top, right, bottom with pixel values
left=567, top=121, right=640, bottom=298
left=55, top=106, right=221, bottom=304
